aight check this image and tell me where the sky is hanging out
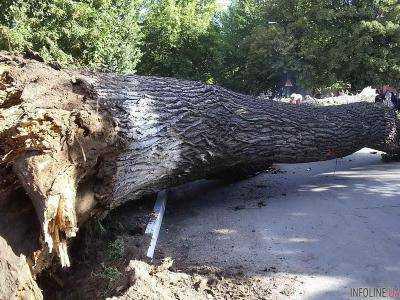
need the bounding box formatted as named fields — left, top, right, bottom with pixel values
left=217, top=0, right=231, bottom=9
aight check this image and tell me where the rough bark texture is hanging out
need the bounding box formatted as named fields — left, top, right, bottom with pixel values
left=91, top=74, right=399, bottom=206
left=1, top=52, right=400, bottom=274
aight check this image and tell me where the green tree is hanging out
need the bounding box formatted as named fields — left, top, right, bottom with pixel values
left=0, top=0, right=143, bottom=73
left=217, top=0, right=400, bottom=94
left=1, top=0, right=399, bottom=94
left=350, top=0, right=400, bottom=89
left=137, top=0, right=221, bottom=82
left=214, top=0, right=266, bottom=93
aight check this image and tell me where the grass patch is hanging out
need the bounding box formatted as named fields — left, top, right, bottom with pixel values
left=106, top=238, right=125, bottom=261
left=99, top=266, right=122, bottom=282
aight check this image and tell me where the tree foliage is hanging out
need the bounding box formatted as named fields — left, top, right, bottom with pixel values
left=212, top=0, right=267, bottom=92
left=217, top=0, right=400, bottom=94
left=137, top=0, right=221, bottom=82
left=1, top=0, right=399, bottom=94
left=0, top=0, right=143, bottom=72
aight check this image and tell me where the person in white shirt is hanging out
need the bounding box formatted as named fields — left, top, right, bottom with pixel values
left=290, top=93, right=303, bottom=105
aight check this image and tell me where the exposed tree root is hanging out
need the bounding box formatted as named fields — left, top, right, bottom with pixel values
left=0, top=235, right=43, bottom=299
left=0, top=52, right=120, bottom=276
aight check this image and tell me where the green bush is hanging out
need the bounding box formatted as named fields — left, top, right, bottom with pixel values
left=0, top=0, right=143, bottom=73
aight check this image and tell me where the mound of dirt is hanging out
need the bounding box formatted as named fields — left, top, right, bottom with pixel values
left=109, top=258, right=210, bottom=300
left=108, top=257, right=299, bottom=300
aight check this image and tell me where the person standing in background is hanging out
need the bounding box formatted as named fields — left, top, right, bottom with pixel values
left=377, top=85, right=398, bottom=109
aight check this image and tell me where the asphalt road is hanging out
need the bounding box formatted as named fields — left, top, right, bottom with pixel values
left=159, top=148, right=400, bottom=299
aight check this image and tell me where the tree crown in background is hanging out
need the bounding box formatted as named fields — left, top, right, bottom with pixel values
left=0, top=0, right=143, bottom=73
left=1, top=0, right=399, bottom=95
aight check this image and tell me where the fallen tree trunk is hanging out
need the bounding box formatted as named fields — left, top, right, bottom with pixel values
left=1, top=52, right=400, bottom=274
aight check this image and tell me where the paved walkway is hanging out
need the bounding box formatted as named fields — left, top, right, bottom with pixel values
left=160, top=148, right=400, bottom=299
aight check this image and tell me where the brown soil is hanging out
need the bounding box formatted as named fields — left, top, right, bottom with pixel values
left=37, top=190, right=291, bottom=300
left=37, top=198, right=153, bottom=299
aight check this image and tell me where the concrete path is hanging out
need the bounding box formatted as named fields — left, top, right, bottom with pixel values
left=159, top=149, right=400, bottom=299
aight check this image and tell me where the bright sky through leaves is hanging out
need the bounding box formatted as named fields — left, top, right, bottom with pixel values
left=217, top=0, right=230, bottom=9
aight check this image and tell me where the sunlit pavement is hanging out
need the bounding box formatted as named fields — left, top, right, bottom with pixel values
left=160, top=148, right=400, bottom=299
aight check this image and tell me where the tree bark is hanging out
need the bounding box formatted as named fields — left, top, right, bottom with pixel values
left=93, top=73, right=399, bottom=205
left=1, top=52, right=400, bottom=271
